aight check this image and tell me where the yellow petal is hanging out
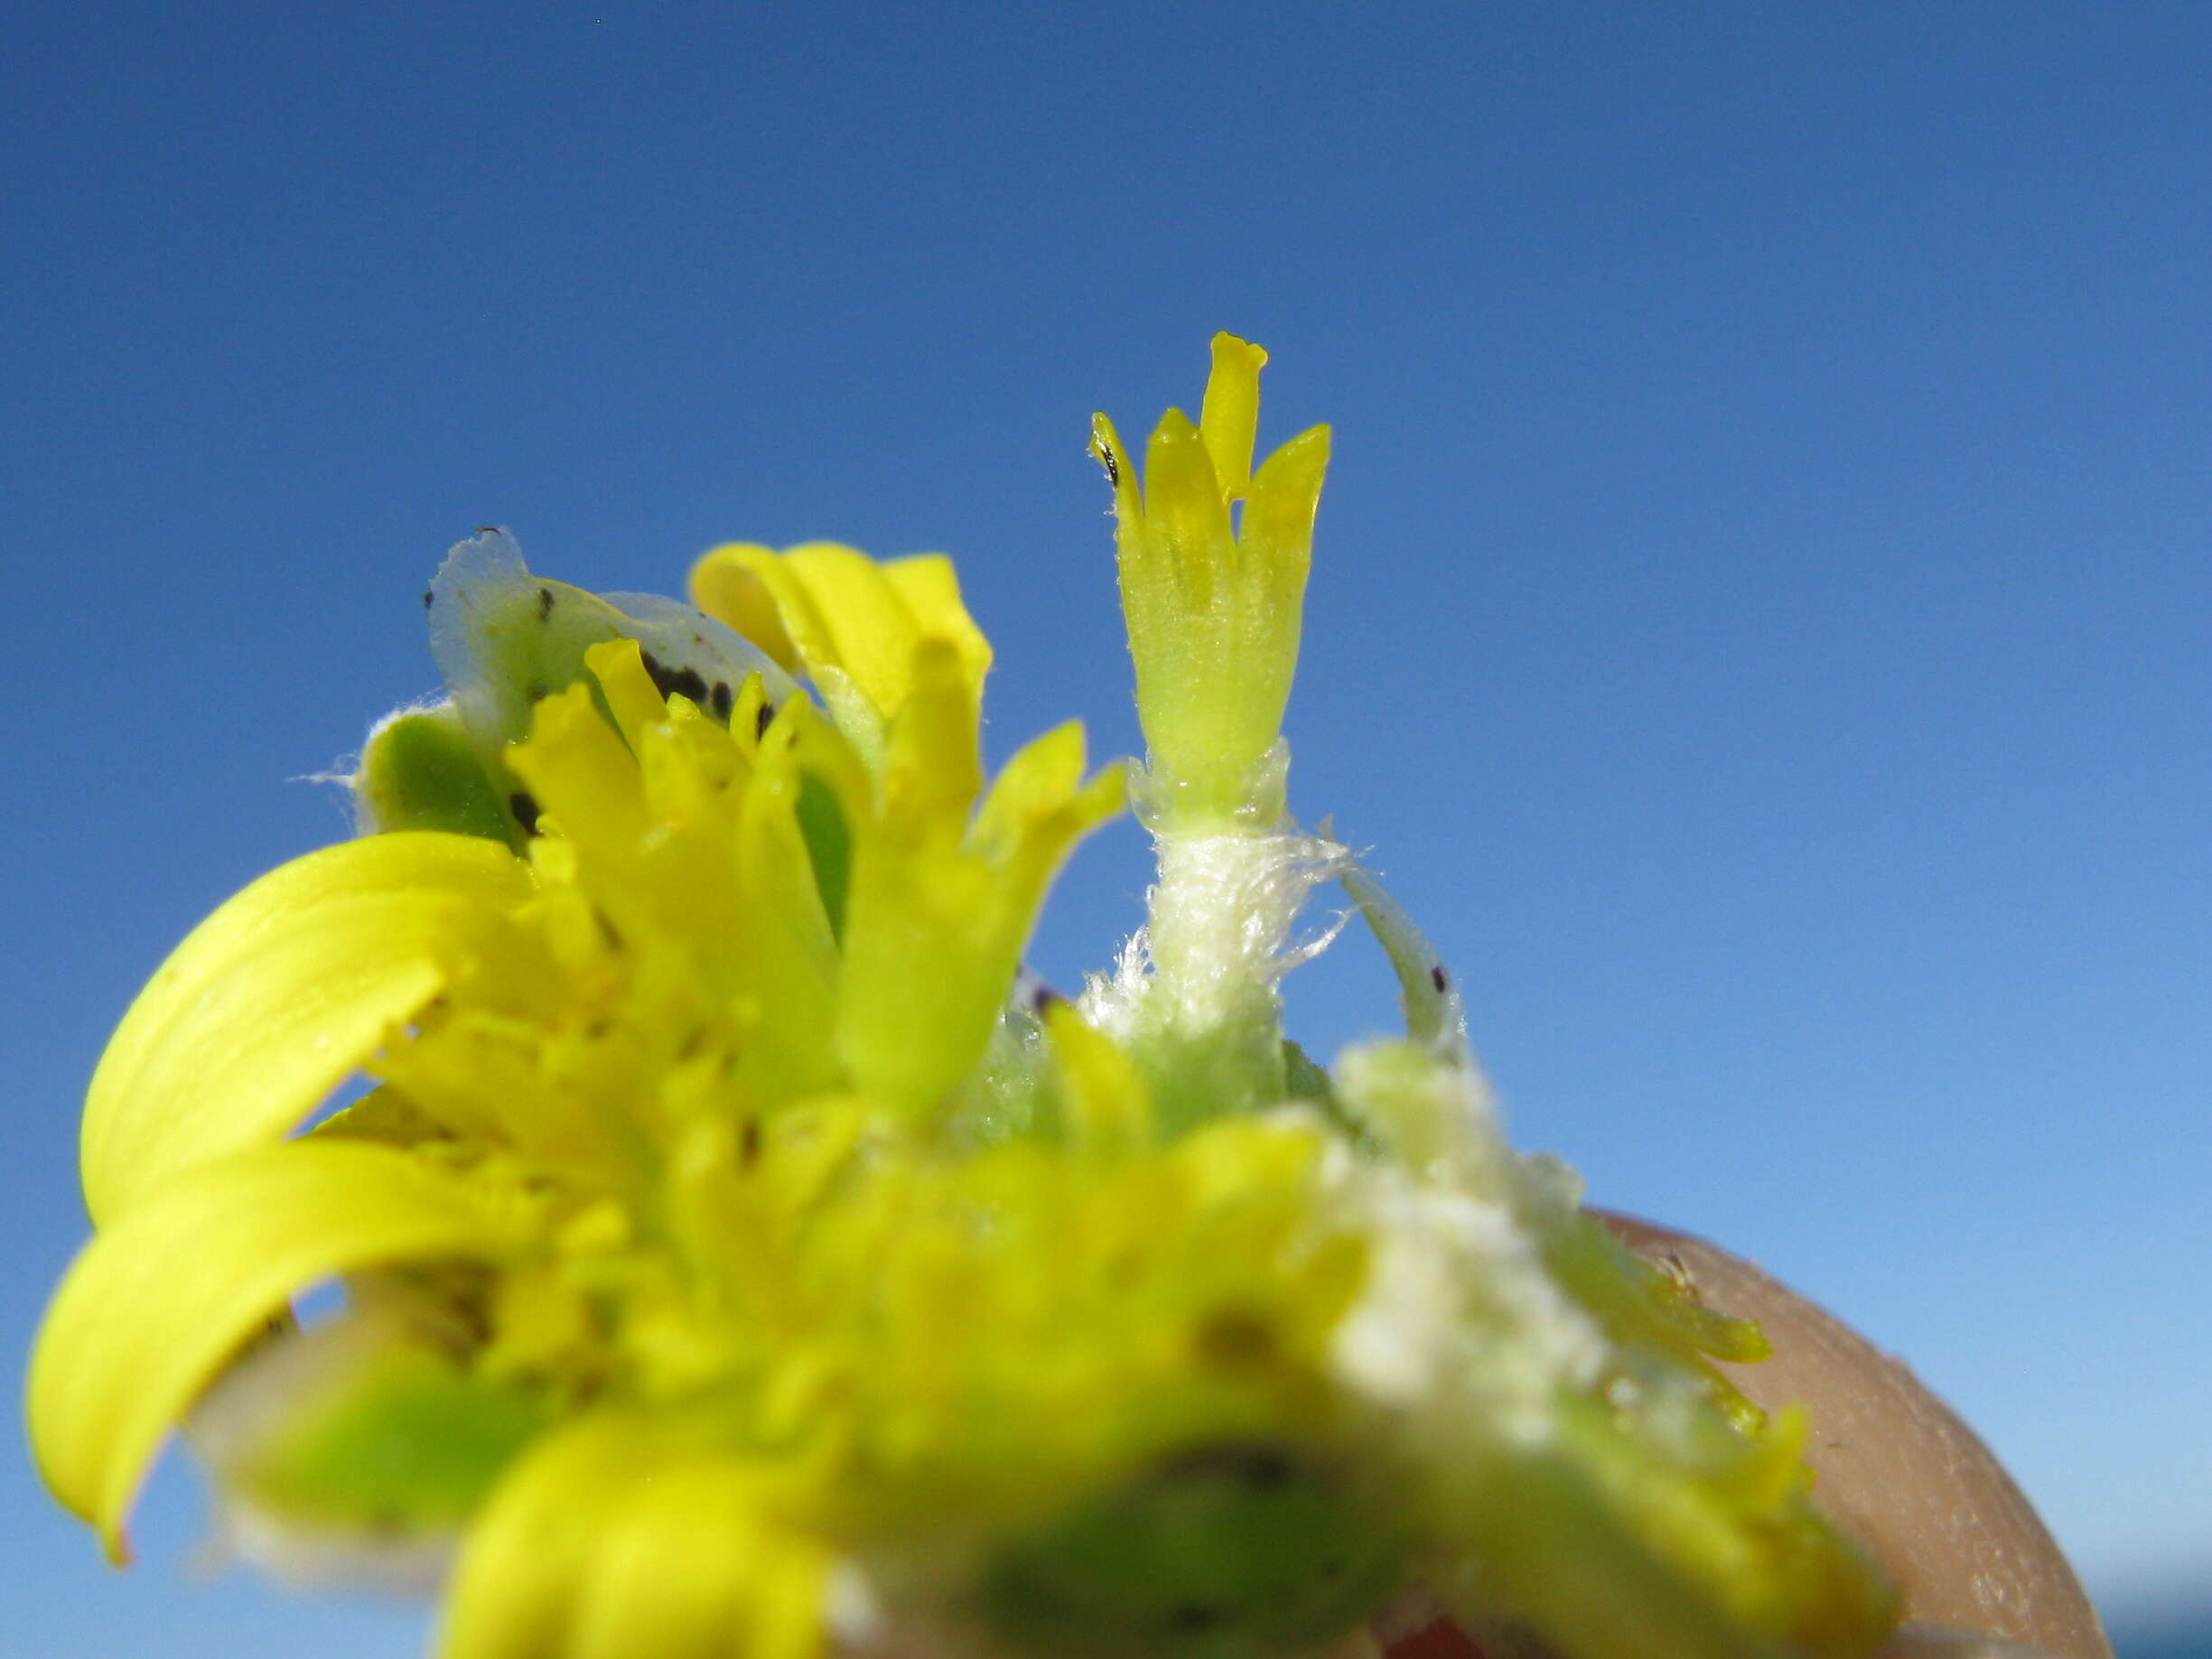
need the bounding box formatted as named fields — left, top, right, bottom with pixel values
left=1141, top=407, right=1234, bottom=608
left=571, top=1462, right=830, bottom=1659
left=746, top=694, right=862, bottom=967
left=690, top=543, right=804, bottom=676
left=1198, top=331, right=1269, bottom=499
left=968, top=720, right=1113, bottom=867
left=584, top=635, right=683, bottom=750
left=27, top=1140, right=522, bottom=1561
left=440, top=1417, right=828, bottom=1659
left=837, top=722, right=1121, bottom=1117
left=82, top=833, right=533, bottom=1224
left=783, top=543, right=944, bottom=717
left=691, top=541, right=991, bottom=732
left=834, top=845, right=1003, bottom=1118
left=1242, top=420, right=1330, bottom=621
left=878, top=553, right=991, bottom=691
left=509, top=684, right=652, bottom=856
left=438, top=1418, right=644, bottom=1659
left=881, top=635, right=985, bottom=825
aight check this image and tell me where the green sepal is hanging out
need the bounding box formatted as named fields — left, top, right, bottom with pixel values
left=220, top=1337, right=546, bottom=1533
left=354, top=707, right=525, bottom=847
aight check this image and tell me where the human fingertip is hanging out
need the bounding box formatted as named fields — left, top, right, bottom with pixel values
left=1598, top=1214, right=2110, bottom=1659
left=1872, top=1626, right=2075, bottom=1659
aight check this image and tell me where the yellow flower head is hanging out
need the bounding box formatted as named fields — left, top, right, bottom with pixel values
left=28, top=340, right=1898, bottom=1659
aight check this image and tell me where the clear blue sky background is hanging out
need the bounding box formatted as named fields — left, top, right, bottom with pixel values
left=5, top=5, right=2207, bottom=1654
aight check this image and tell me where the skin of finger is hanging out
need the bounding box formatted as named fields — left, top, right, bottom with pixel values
left=1594, top=1214, right=2111, bottom=1659
left=1380, top=1620, right=2085, bottom=1659
left=1872, top=1627, right=2088, bottom=1659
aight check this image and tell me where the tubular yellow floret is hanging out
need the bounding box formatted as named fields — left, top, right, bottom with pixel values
left=1099, top=332, right=1330, bottom=829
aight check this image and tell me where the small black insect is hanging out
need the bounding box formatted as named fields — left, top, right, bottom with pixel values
left=1096, top=440, right=1120, bottom=489
left=508, top=791, right=541, bottom=834
left=537, top=586, right=555, bottom=620
left=1429, top=965, right=1449, bottom=993
left=754, top=700, right=777, bottom=741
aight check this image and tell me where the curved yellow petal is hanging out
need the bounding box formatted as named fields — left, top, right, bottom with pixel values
left=571, top=1461, right=830, bottom=1659
left=880, top=635, right=985, bottom=823
left=1197, top=331, right=1268, bottom=498
left=690, top=542, right=802, bottom=676
left=690, top=540, right=990, bottom=726
left=441, top=1417, right=828, bottom=1659
left=437, top=1416, right=635, bottom=1659
left=82, top=833, right=533, bottom=1223
left=877, top=553, right=991, bottom=690
left=969, top=720, right=1125, bottom=871
left=782, top=542, right=934, bottom=714
left=27, top=1140, right=523, bottom=1561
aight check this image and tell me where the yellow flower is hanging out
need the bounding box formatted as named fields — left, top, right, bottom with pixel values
left=1091, top=332, right=1330, bottom=830
left=27, top=341, right=1899, bottom=1659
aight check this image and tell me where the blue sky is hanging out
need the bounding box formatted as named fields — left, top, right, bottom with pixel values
left=5, top=5, right=2208, bottom=1654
